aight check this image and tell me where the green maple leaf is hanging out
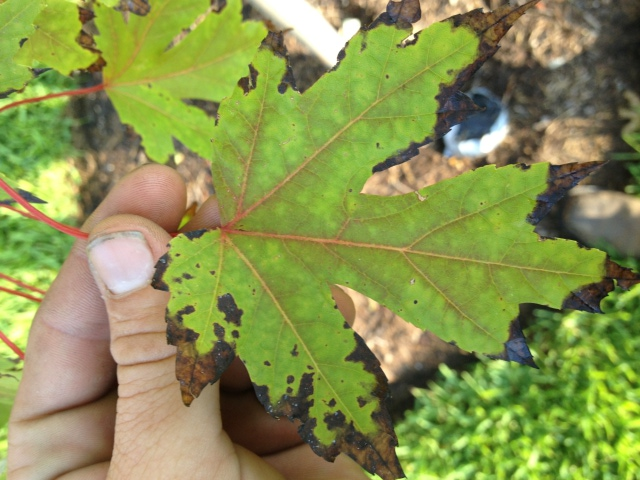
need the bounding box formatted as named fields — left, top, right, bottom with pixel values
left=154, top=2, right=637, bottom=478
left=13, top=0, right=98, bottom=75
left=0, top=0, right=41, bottom=94
left=93, top=0, right=267, bottom=161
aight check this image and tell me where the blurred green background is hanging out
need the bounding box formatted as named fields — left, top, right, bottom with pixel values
left=2, top=73, right=640, bottom=479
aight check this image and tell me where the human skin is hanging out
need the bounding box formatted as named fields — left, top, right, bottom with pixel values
left=8, top=164, right=366, bottom=480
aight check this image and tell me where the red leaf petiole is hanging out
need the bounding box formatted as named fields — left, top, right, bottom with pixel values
left=0, top=83, right=104, bottom=114
left=0, top=176, right=88, bottom=239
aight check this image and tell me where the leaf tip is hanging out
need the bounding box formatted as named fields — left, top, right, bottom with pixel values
left=528, top=161, right=604, bottom=225
left=368, top=0, right=421, bottom=31
left=562, top=258, right=640, bottom=313
left=488, top=317, right=538, bottom=368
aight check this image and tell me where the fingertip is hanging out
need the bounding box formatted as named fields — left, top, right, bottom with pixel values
left=84, top=164, right=187, bottom=234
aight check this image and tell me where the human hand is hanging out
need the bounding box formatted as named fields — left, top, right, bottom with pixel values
left=8, top=165, right=366, bottom=479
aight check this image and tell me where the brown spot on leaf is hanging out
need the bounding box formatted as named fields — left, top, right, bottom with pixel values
left=324, top=410, right=347, bottom=430
left=528, top=161, right=603, bottom=225
left=291, top=344, right=299, bottom=357
left=385, top=0, right=421, bottom=28
left=213, top=323, right=225, bottom=340
left=372, top=91, right=479, bottom=172
left=237, top=63, right=259, bottom=95
left=367, top=0, right=421, bottom=30
left=340, top=331, right=402, bottom=479
left=174, top=305, right=195, bottom=322
left=263, top=360, right=271, bottom=366
left=253, top=372, right=315, bottom=421
left=231, top=330, right=239, bottom=339
left=259, top=31, right=297, bottom=94
left=260, top=30, right=287, bottom=58
left=255, top=329, right=402, bottom=478
left=432, top=90, right=482, bottom=139
left=449, top=1, right=540, bottom=68
left=287, top=375, right=295, bottom=384
left=345, top=332, right=389, bottom=399
left=184, top=229, right=207, bottom=240
left=357, top=396, right=368, bottom=408
left=115, top=0, right=151, bottom=16
left=217, top=293, right=243, bottom=326
left=151, top=253, right=171, bottom=291
left=487, top=316, right=537, bottom=367
left=327, top=398, right=337, bottom=408
left=277, top=66, right=297, bottom=94
left=184, top=328, right=199, bottom=343
left=166, top=317, right=235, bottom=406
left=329, top=45, right=348, bottom=73
left=562, top=258, right=640, bottom=313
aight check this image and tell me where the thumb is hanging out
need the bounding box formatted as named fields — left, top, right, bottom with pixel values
left=86, top=215, right=236, bottom=478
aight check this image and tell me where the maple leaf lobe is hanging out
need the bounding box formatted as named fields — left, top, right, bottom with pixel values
left=528, top=161, right=603, bottom=224
left=450, top=1, right=540, bottom=63
left=488, top=317, right=538, bottom=368
left=563, top=259, right=640, bottom=313
left=372, top=1, right=539, bottom=173
left=168, top=313, right=236, bottom=406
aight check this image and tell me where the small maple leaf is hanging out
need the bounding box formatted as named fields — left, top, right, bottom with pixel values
left=93, top=0, right=267, bottom=161
left=154, top=1, right=639, bottom=478
left=0, top=0, right=42, bottom=95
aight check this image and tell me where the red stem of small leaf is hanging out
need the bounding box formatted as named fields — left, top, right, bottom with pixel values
left=0, top=177, right=88, bottom=239
left=0, top=273, right=46, bottom=295
left=0, top=329, right=25, bottom=360
left=0, top=286, right=43, bottom=303
left=0, top=203, right=41, bottom=221
left=0, top=83, right=105, bottom=114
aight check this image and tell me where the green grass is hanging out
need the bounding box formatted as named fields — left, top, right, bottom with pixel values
left=0, top=70, right=80, bottom=475
left=0, top=71, right=77, bottom=181
left=394, top=285, right=640, bottom=480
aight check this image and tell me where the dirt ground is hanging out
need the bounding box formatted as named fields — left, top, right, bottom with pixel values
left=70, top=0, right=640, bottom=416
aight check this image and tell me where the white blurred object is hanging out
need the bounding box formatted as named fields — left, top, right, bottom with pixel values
left=443, top=87, right=509, bottom=158
left=249, top=0, right=352, bottom=67
left=341, top=17, right=361, bottom=40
